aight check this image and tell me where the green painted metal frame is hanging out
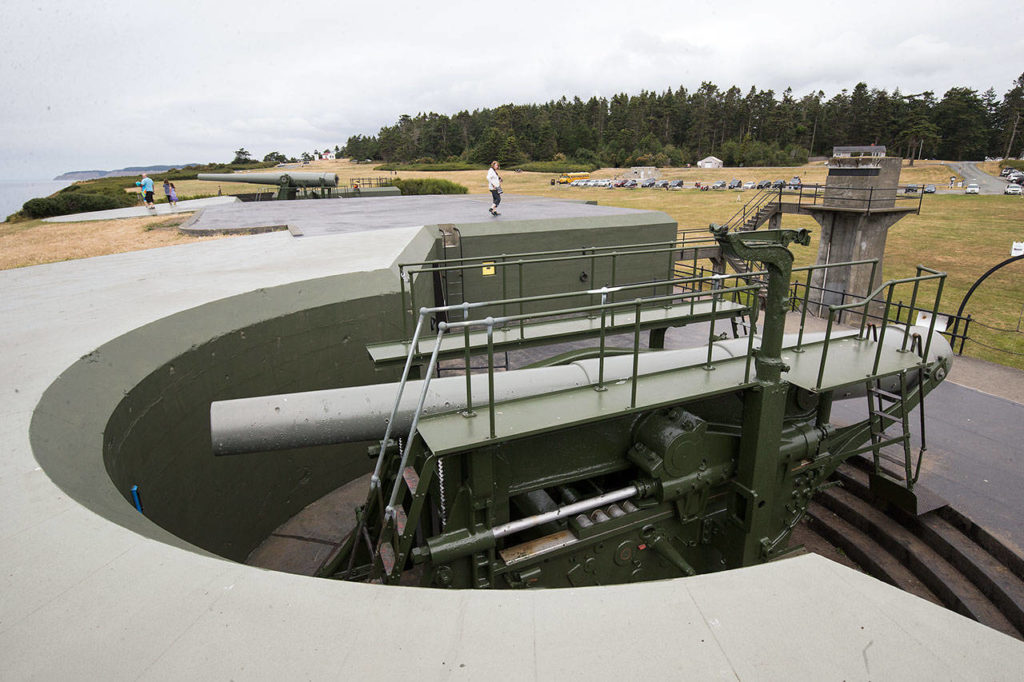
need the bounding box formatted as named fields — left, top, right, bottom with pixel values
left=397, top=235, right=720, bottom=338
left=349, top=228, right=953, bottom=586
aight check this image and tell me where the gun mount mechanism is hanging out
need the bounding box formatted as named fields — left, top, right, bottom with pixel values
left=197, top=171, right=339, bottom=200
left=213, top=226, right=952, bottom=589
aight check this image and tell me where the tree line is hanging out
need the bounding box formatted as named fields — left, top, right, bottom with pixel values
left=341, top=74, right=1024, bottom=168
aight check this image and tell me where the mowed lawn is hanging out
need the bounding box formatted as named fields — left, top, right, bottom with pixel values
left=5, top=158, right=1023, bottom=369
left=520, top=182, right=1023, bottom=370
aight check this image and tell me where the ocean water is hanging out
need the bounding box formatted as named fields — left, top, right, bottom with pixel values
left=0, top=179, right=73, bottom=220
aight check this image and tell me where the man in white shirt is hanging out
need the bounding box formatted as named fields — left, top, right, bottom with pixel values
left=487, top=160, right=502, bottom=216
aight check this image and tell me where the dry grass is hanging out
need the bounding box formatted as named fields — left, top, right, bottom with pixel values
left=7, top=157, right=1020, bottom=368
left=0, top=214, right=231, bottom=269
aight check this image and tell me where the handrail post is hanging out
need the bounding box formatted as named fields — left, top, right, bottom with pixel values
left=816, top=309, right=837, bottom=390
left=597, top=289, right=608, bottom=391
left=409, top=275, right=417, bottom=337
left=386, top=322, right=447, bottom=516
left=372, top=309, right=427, bottom=495
left=630, top=299, right=642, bottom=408
left=795, top=268, right=813, bottom=352
left=501, top=258, right=508, bottom=322
left=462, top=316, right=475, bottom=417
left=486, top=318, right=496, bottom=439
left=399, top=268, right=409, bottom=339
left=704, top=292, right=719, bottom=370
left=922, top=275, right=945, bottom=363
left=517, top=260, right=525, bottom=339
left=744, top=291, right=759, bottom=383
left=902, top=268, right=923, bottom=352
left=873, top=284, right=896, bottom=375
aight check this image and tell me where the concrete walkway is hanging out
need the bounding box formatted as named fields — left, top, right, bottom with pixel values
left=42, top=195, right=239, bottom=222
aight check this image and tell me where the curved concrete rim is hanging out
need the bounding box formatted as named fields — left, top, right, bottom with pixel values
left=5, top=207, right=1023, bottom=678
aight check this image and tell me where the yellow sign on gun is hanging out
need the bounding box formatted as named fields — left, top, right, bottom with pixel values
left=482, top=261, right=495, bottom=276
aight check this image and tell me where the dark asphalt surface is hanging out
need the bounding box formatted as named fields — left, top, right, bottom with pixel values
left=182, top=194, right=648, bottom=236
left=946, top=161, right=1017, bottom=194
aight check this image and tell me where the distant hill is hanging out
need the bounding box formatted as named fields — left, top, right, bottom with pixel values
left=53, top=164, right=197, bottom=181
left=53, top=170, right=107, bottom=181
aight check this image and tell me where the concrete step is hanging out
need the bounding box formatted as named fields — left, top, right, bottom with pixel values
left=805, top=500, right=942, bottom=606
left=915, top=513, right=1024, bottom=636
left=818, top=485, right=1019, bottom=639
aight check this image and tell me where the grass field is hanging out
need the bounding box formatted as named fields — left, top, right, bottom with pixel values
left=0, top=214, right=228, bottom=269
left=5, top=158, right=1022, bottom=369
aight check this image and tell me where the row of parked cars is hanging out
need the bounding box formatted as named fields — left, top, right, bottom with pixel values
left=1000, top=167, right=1024, bottom=194
left=1000, top=167, right=1024, bottom=184
left=566, top=177, right=803, bottom=190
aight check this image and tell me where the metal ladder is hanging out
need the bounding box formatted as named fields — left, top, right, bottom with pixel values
left=373, top=450, right=438, bottom=584
left=437, top=225, right=465, bottom=309
left=865, top=369, right=925, bottom=491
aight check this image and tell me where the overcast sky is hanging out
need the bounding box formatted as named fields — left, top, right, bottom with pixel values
left=1, top=0, right=1021, bottom=179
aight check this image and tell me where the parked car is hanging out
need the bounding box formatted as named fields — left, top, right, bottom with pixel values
left=904, top=184, right=918, bottom=194
left=743, top=181, right=756, bottom=190
left=771, top=179, right=786, bottom=189
left=668, top=179, right=685, bottom=189
left=728, top=179, right=742, bottom=189
left=756, top=180, right=772, bottom=189
left=640, top=178, right=657, bottom=188
left=613, top=179, right=628, bottom=187
left=711, top=180, right=727, bottom=190
left=700, top=184, right=710, bottom=191
left=787, top=176, right=802, bottom=189
left=1005, top=184, right=1023, bottom=195
left=1000, top=167, right=1013, bottom=177
left=623, top=179, right=638, bottom=188
left=965, top=183, right=980, bottom=194
left=655, top=179, right=670, bottom=188
left=923, top=184, right=936, bottom=194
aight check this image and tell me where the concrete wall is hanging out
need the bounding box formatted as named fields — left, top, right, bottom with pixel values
left=811, top=156, right=909, bottom=308
left=823, top=156, right=902, bottom=209
left=31, top=213, right=676, bottom=563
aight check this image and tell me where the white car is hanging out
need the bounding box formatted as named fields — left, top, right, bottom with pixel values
left=1005, top=184, right=1023, bottom=195
left=964, top=183, right=980, bottom=195
left=743, top=181, right=756, bottom=190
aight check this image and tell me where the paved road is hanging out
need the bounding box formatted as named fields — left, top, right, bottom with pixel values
left=945, top=161, right=1012, bottom=194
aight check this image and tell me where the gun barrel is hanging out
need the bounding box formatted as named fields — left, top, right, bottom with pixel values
left=210, top=341, right=751, bottom=456
left=210, top=328, right=952, bottom=456
left=196, top=172, right=338, bottom=187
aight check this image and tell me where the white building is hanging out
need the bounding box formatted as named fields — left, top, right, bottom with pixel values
left=697, top=156, right=723, bottom=169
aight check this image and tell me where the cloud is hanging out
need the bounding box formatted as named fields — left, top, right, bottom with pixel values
left=1, top=0, right=1022, bottom=177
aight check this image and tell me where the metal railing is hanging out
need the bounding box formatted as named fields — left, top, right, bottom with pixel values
left=397, top=234, right=720, bottom=337
left=376, top=275, right=764, bottom=520
left=810, top=266, right=946, bottom=390
left=347, top=176, right=394, bottom=188
left=782, top=183, right=925, bottom=213
left=722, top=185, right=925, bottom=232
left=789, top=279, right=971, bottom=355
left=723, top=187, right=780, bottom=231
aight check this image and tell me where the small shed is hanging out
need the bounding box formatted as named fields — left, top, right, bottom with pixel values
left=697, top=156, right=723, bottom=169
